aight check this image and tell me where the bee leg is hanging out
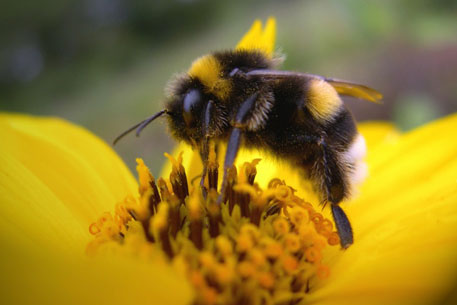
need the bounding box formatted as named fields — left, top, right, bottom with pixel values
left=217, top=93, right=259, bottom=204
left=199, top=146, right=209, bottom=198
left=331, top=204, right=353, bottom=249
left=199, top=100, right=216, bottom=198
left=316, top=138, right=353, bottom=248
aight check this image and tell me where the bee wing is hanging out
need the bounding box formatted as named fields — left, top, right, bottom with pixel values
left=324, top=77, right=383, bottom=103
left=246, top=70, right=383, bottom=103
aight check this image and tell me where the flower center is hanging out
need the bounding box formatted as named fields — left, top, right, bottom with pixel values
left=87, top=153, right=340, bottom=305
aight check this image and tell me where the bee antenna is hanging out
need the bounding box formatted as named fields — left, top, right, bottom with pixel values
left=113, top=109, right=168, bottom=145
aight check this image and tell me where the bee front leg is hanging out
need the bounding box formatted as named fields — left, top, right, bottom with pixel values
left=198, top=143, right=209, bottom=198
left=199, top=100, right=216, bottom=198
left=217, top=93, right=259, bottom=204
left=314, top=137, right=353, bottom=248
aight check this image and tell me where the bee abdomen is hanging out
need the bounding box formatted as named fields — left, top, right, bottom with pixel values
left=341, top=133, right=368, bottom=193
left=322, top=108, right=366, bottom=201
left=305, top=78, right=343, bottom=123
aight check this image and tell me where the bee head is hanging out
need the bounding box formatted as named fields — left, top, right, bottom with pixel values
left=182, top=89, right=204, bottom=127
left=163, top=51, right=275, bottom=144
left=165, top=82, right=209, bottom=144
left=113, top=78, right=211, bottom=146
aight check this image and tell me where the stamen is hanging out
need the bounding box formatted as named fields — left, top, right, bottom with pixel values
left=164, top=152, right=189, bottom=204
left=188, top=190, right=203, bottom=250
left=136, top=158, right=152, bottom=196
left=304, top=246, right=322, bottom=263
left=206, top=190, right=221, bottom=238
left=257, top=271, right=275, bottom=289
left=152, top=202, right=173, bottom=258
left=88, top=154, right=342, bottom=305
left=207, top=142, right=219, bottom=190
left=282, top=254, right=299, bottom=274
left=224, top=166, right=238, bottom=213
left=89, top=223, right=100, bottom=235
left=284, top=233, right=301, bottom=253
left=273, top=218, right=289, bottom=235
left=215, top=236, right=233, bottom=258
left=140, top=189, right=156, bottom=242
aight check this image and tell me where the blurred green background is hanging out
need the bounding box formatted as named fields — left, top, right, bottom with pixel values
left=1, top=0, right=457, bottom=175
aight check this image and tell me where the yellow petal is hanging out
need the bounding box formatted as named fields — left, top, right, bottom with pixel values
left=0, top=241, right=193, bottom=305
left=162, top=115, right=457, bottom=304
left=235, top=17, right=276, bottom=58
left=0, top=113, right=193, bottom=305
left=358, top=113, right=457, bottom=204
left=358, top=121, right=400, bottom=152
left=0, top=113, right=137, bottom=251
left=310, top=114, right=457, bottom=305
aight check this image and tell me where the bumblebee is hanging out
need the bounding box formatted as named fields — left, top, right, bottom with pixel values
left=114, top=18, right=382, bottom=248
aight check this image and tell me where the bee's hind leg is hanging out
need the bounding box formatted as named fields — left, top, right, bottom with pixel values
left=330, top=204, right=353, bottom=249
left=315, top=137, right=354, bottom=248
left=217, top=93, right=259, bottom=204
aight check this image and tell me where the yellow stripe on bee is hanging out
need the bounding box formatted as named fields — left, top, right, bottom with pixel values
left=188, top=55, right=231, bottom=100
left=307, top=79, right=342, bottom=122
left=236, top=17, right=276, bottom=58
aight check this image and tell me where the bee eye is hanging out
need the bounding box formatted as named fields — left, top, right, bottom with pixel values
left=183, top=89, right=202, bottom=125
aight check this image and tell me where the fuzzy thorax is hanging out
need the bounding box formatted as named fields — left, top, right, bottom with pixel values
left=188, top=55, right=232, bottom=100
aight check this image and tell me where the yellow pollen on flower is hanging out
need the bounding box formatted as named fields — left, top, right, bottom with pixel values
left=89, top=222, right=101, bottom=235
left=238, top=159, right=261, bottom=184
left=305, top=246, right=322, bottom=263
left=213, top=263, right=235, bottom=286
left=257, top=271, right=275, bottom=289
left=248, top=248, right=267, bottom=267
left=274, top=184, right=293, bottom=202
left=282, top=254, right=299, bottom=274
left=238, top=261, right=257, bottom=278
left=240, top=224, right=261, bottom=241
left=138, top=188, right=153, bottom=218
left=284, top=233, right=301, bottom=253
left=237, top=232, right=254, bottom=253
left=201, top=287, right=218, bottom=305
left=164, top=151, right=183, bottom=170
left=310, top=212, right=324, bottom=225
left=199, top=251, right=216, bottom=269
left=273, top=218, right=290, bottom=235
left=215, top=236, right=233, bottom=257
left=136, top=158, right=153, bottom=196
left=152, top=202, right=168, bottom=232
left=88, top=155, right=341, bottom=305
left=290, top=206, right=310, bottom=226
left=188, top=190, right=202, bottom=220
left=327, top=232, right=341, bottom=246
left=262, top=238, right=284, bottom=259
left=316, top=264, right=331, bottom=280
left=190, top=270, right=206, bottom=288
left=312, top=235, right=328, bottom=251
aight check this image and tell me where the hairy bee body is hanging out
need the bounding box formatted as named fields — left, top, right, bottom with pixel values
left=115, top=19, right=381, bottom=248
left=166, top=49, right=365, bottom=205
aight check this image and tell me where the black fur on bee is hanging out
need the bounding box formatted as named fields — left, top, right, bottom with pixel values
left=114, top=48, right=382, bottom=249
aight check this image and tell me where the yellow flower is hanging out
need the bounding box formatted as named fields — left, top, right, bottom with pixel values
left=2, top=18, right=457, bottom=305
left=2, top=111, right=457, bottom=305
left=0, top=113, right=193, bottom=305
